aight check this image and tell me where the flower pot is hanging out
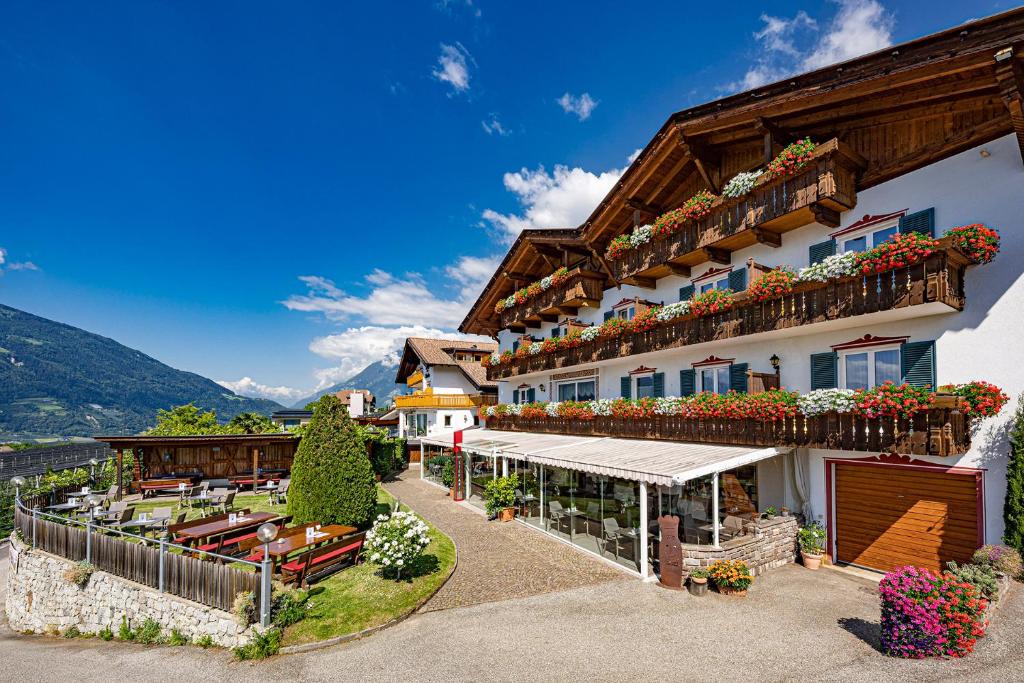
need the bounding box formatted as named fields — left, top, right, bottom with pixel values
left=717, top=586, right=748, bottom=597
left=499, top=507, right=515, bottom=522
left=802, top=552, right=823, bottom=570
left=688, top=577, right=708, bottom=597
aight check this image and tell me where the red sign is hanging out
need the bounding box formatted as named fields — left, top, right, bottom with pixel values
left=452, top=430, right=465, bottom=501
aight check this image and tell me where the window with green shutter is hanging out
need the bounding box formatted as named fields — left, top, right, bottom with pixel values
left=729, top=363, right=749, bottom=393
left=808, top=239, right=836, bottom=265
left=512, top=340, right=519, bottom=353
left=620, top=376, right=631, bottom=399
left=679, top=369, right=696, bottom=397
left=551, top=328, right=560, bottom=338
left=901, top=340, right=936, bottom=389
left=728, top=267, right=748, bottom=292
left=526, top=388, right=536, bottom=403
left=810, top=352, right=838, bottom=390
left=899, top=208, right=935, bottom=237
left=604, top=311, right=614, bottom=321
left=652, top=372, right=665, bottom=398
left=678, top=284, right=695, bottom=301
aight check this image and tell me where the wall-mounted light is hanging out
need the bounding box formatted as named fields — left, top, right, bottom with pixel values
left=538, top=383, right=546, bottom=392
left=980, top=149, right=991, bottom=158
left=769, top=354, right=781, bottom=372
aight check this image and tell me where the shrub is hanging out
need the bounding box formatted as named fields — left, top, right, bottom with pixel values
left=483, top=474, right=518, bottom=517
left=64, top=561, right=95, bottom=588
left=233, top=628, right=282, bottom=660
left=708, top=559, right=754, bottom=591
left=117, top=616, right=134, bottom=641
left=233, top=591, right=257, bottom=626
left=946, top=561, right=1000, bottom=601
left=134, top=618, right=163, bottom=645
left=233, top=589, right=307, bottom=628
left=364, top=510, right=431, bottom=580
left=195, top=634, right=214, bottom=649
left=62, top=625, right=81, bottom=639
left=441, top=457, right=456, bottom=489
left=972, top=544, right=1023, bottom=578
left=797, top=521, right=826, bottom=555
left=98, top=626, right=113, bottom=641
left=288, top=394, right=377, bottom=528
left=168, top=629, right=189, bottom=646
left=1006, top=399, right=1024, bottom=558
left=879, top=566, right=988, bottom=658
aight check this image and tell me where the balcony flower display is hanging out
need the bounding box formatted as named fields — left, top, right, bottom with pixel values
left=745, top=388, right=800, bottom=421
left=515, top=343, right=531, bottom=359
left=764, top=138, right=817, bottom=180
left=749, top=267, right=797, bottom=302
left=610, top=397, right=659, bottom=419
left=629, top=307, right=661, bottom=333
left=938, top=381, right=1009, bottom=417
left=855, top=231, right=939, bottom=274
left=688, top=288, right=734, bottom=317
left=528, top=341, right=543, bottom=355
left=722, top=169, right=764, bottom=198
left=796, top=251, right=859, bottom=282
left=580, top=326, right=601, bottom=343
left=655, top=300, right=691, bottom=322
left=519, top=403, right=547, bottom=419
left=853, top=382, right=933, bottom=420
left=598, top=315, right=631, bottom=339
left=629, top=224, right=653, bottom=247
left=555, top=400, right=597, bottom=420
left=494, top=266, right=571, bottom=314
left=944, top=224, right=1000, bottom=264
left=797, top=388, right=856, bottom=416
left=879, top=566, right=988, bottom=658
left=651, top=190, right=718, bottom=239
left=607, top=234, right=633, bottom=260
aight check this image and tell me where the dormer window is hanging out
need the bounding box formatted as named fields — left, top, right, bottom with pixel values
left=831, top=211, right=904, bottom=254
left=693, top=266, right=733, bottom=294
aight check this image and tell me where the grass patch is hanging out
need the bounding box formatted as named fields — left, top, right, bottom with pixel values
left=280, top=487, right=455, bottom=647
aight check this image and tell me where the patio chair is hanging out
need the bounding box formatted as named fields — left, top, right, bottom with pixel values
left=214, top=489, right=236, bottom=514
left=547, top=501, right=569, bottom=535
left=102, top=485, right=120, bottom=505
left=601, top=518, right=629, bottom=560
left=97, top=501, right=128, bottom=522
left=103, top=506, right=135, bottom=529
left=184, top=485, right=204, bottom=509
left=270, top=479, right=290, bottom=506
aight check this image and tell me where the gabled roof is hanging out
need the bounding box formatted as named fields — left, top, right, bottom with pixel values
left=394, top=337, right=498, bottom=390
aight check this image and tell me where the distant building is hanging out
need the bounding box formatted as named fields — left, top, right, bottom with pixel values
left=270, top=409, right=312, bottom=430
left=332, top=389, right=375, bottom=418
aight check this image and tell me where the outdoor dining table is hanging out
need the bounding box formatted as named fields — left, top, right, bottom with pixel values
left=173, top=511, right=279, bottom=548
left=108, top=517, right=165, bottom=539
left=46, top=501, right=84, bottom=513
left=262, top=524, right=357, bottom=573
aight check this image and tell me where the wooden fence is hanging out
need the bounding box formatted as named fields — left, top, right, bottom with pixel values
left=14, top=504, right=259, bottom=612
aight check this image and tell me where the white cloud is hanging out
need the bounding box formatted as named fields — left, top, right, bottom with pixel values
left=557, top=92, right=598, bottom=121
left=481, top=113, right=509, bottom=136
left=432, top=42, right=474, bottom=94
left=435, top=0, right=481, bottom=18
left=0, top=247, right=39, bottom=273
left=217, top=377, right=307, bottom=403
left=481, top=155, right=632, bottom=243
left=725, top=1, right=893, bottom=92
left=0, top=248, right=5, bottom=267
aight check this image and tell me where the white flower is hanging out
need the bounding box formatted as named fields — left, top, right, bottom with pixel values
left=506, top=403, right=522, bottom=416
left=654, top=397, right=683, bottom=415
left=503, top=295, right=515, bottom=308
left=485, top=406, right=497, bottom=417
left=588, top=398, right=614, bottom=416
left=796, top=251, right=858, bottom=283
left=797, top=388, right=856, bottom=416
left=545, top=402, right=560, bottom=417
left=528, top=342, right=542, bottom=355
left=629, top=224, right=653, bottom=247
left=722, top=170, right=763, bottom=198
left=540, top=275, right=554, bottom=289
left=580, top=326, right=600, bottom=342
left=656, top=300, right=691, bottom=322
left=489, top=351, right=501, bottom=365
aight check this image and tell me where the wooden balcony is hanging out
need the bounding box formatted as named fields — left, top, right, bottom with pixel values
left=501, top=268, right=607, bottom=332
left=613, top=138, right=865, bottom=285
left=485, top=398, right=971, bottom=457
left=395, top=390, right=497, bottom=410
left=406, top=370, right=424, bottom=388
left=488, top=242, right=969, bottom=381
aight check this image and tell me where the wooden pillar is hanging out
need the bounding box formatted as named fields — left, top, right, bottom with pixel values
left=252, top=446, right=260, bottom=493
left=116, top=449, right=124, bottom=501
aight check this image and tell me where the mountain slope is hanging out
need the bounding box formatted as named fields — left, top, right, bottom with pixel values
left=291, top=359, right=407, bottom=409
left=0, top=303, right=283, bottom=438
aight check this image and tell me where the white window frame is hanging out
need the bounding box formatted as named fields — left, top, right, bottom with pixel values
left=838, top=344, right=902, bottom=390
left=699, top=277, right=730, bottom=294
left=697, top=362, right=731, bottom=395
left=616, top=305, right=636, bottom=320
left=836, top=217, right=900, bottom=254
left=555, top=378, right=597, bottom=402
left=631, top=371, right=656, bottom=399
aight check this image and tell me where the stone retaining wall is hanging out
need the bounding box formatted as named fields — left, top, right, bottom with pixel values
left=680, top=516, right=798, bottom=576
left=4, top=535, right=256, bottom=648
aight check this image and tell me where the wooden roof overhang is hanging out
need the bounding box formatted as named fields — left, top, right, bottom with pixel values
left=96, top=434, right=300, bottom=450
left=460, top=9, right=1024, bottom=336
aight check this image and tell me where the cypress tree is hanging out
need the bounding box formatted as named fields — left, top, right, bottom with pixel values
left=287, top=394, right=377, bottom=527
left=1005, top=397, right=1024, bottom=553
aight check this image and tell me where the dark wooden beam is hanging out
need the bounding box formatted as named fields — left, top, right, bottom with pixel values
left=587, top=244, right=619, bottom=287
left=628, top=276, right=658, bottom=290
left=507, top=324, right=526, bottom=334
left=809, top=204, right=841, bottom=228
left=625, top=197, right=663, bottom=216
left=755, top=117, right=796, bottom=163
left=995, top=48, right=1024, bottom=164
left=704, top=246, right=731, bottom=265
left=666, top=263, right=691, bottom=278
left=554, top=305, right=579, bottom=316
left=677, top=130, right=721, bottom=194
left=539, top=313, right=559, bottom=323
left=524, top=320, right=541, bottom=330
left=502, top=271, right=535, bottom=284
left=752, top=228, right=783, bottom=248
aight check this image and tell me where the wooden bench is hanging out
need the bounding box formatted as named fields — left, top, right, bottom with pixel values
left=236, top=520, right=314, bottom=562
left=167, top=509, right=251, bottom=545
left=195, top=514, right=290, bottom=559
left=135, top=478, right=194, bottom=498
left=281, top=532, right=366, bottom=587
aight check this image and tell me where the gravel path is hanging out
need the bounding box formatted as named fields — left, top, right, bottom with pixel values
left=383, top=472, right=627, bottom=611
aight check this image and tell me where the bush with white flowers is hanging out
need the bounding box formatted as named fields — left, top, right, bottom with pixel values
left=528, top=341, right=543, bottom=355
left=589, top=398, right=614, bottom=416
left=797, top=251, right=859, bottom=283
left=489, top=351, right=501, bottom=365
left=581, top=326, right=600, bottom=342
left=545, top=401, right=561, bottom=417
left=656, top=300, right=691, bottom=322
left=629, top=224, right=653, bottom=248
left=797, top=388, right=856, bottom=416
left=364, top=510, right=431, bottom=580
left=654, top=396, right=683, bottom=415
left=722, top=170, right=763, bottom=198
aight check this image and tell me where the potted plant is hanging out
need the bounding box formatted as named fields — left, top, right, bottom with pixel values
left=708, top=559, right=754, bottom=596
left=688, top=567, right=709, bottom=597
left=798, top=521, right=826, bottom=570
left=441, top=458, right=455, bottom=496
left=762, top=506, right=777, bottom=520
left=484, top=473, right=519, bottom=522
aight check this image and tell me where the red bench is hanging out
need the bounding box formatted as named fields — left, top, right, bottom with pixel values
left=196, top=515, right=292, bottom=559
left=237, top=521, right=315, bottom=562
left=281, top=532, right=366, bottom=587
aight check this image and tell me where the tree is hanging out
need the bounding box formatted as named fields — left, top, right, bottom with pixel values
left=146, top=403, right=225, bottom=436
left=287, top=394, right=377, bottom=527
left=227, top=412, right=278, bottom=434
left=1005, top=396, right=1024, bottom=554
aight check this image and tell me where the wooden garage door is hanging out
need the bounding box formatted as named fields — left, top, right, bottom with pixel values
left=834, top=464, right=980, bottom=573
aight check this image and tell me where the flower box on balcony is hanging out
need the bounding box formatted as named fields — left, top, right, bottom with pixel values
left=612, top=138, right=865, bottom=285
left=501, top=268, right=607, bottom=331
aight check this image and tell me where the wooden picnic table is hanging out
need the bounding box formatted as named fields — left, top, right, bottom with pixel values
left=262, top=524, right=357, bottom=573
left=174, top=511, right=279, bottom=546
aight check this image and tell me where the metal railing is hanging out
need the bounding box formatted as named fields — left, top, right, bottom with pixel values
left=0, top=443, right=114, bottom=479
left=12, top=487, right=274, bottom=625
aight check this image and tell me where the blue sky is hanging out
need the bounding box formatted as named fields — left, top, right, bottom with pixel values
left=0, top=0, right=1004, bottom=404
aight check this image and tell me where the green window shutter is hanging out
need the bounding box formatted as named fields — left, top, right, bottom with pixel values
left=513, top=391, right=520, bottom=405
left=526, top=388, right=536, bottom=403
left=810, top=352, right=838, bottom=390
left=808, top=240, right=836, bottom=265
left=729, top=363, right=749, bottom=393
left=679, top=369, right=696, bottom=397
left=678, top=284, right=695, bottom=301
left=620, top=376, right=631, bottom=399
left=652, top=372, right=665, bottom=398
left=901, top=340, right=936, bottom=389
left=512, top=340, right=519, bottom=352
left=728, top=267, right=748, bottom=292
left=899, top=208, right=935, bottom=237
left=551, top=328, right=560, bottom=338
left=604, top=311, right=614, bottom=321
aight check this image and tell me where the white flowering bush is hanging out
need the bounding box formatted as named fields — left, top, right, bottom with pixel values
left=489, top=351, right=501, bottom=365
left=654, top=397, right=684, bottom=415
left=364, top=511, right=431, bottom=580
left=797, top=251, right=859, bottom=283
left=485, top=406, right=497, bottom=417
left=589, top=398, right=614, bottom=416
left=656, top=300, right=691, bottom=322
left=629, top=224, right=653, bottom=248
left=545, top=402, right=561, bottom=417
left=581, top=326, right=600, bottom=342
left=722, top=170, right=763, bottom=198
left=528, top=342, right=542, bottom=355
left=505, top=402, right=522, bottom=416
left=540, top=275, right=554, bottom=289
left=797, top=388, right=856, bottom=416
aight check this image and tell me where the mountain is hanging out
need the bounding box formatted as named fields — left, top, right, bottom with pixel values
left=291, top=359, right=408, bottom=409
left=0, top=303, right=284, bottom=438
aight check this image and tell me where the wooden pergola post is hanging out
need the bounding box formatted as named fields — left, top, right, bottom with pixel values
left=115, top=449, right=123, bottom=501
left=252, top=446, right=260, bottom=494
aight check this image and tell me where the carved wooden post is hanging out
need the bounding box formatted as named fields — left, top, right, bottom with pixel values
left=252, top=447, right=260, bottom=494
left=658, top=514, right=683, bottom=589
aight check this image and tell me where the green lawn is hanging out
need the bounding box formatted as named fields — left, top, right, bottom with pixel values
left=130, top=486, right=457, bottom=646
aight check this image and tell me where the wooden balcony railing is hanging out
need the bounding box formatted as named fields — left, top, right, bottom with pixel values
left=406, top=370, right=424, bottom=388
left=500, top=269, right=607, bottom=331
left=613, top=138, right=864, bottom=285
left=488, top=242, right=969, bottom=381
left=485, top=398, right=971, bottom=457
left=395, top=391, right=498, bottom=410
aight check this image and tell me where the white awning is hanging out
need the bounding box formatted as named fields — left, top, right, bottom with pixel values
left=421, top=429, right=790, bottom=487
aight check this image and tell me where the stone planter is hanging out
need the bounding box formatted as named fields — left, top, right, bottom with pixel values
left=801, top=552, right=823, bottom=570
left=687, top=577, right=708, bottom=597
left=499, top=507, right=515, bottom=522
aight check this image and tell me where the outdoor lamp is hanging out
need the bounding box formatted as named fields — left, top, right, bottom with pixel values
left=256, top=522, right=279, bottom=544
left=11, top=476, right=26, bottom=498
left=769, top=354, right=781, bottom=372
left=89, top=458, right=99, bottom=466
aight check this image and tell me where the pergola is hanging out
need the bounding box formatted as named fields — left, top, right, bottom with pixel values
left=96, top=433, right=300, bottom=499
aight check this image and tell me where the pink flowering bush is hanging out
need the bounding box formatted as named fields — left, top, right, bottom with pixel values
left=879, top=565, right=988, bottom=658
